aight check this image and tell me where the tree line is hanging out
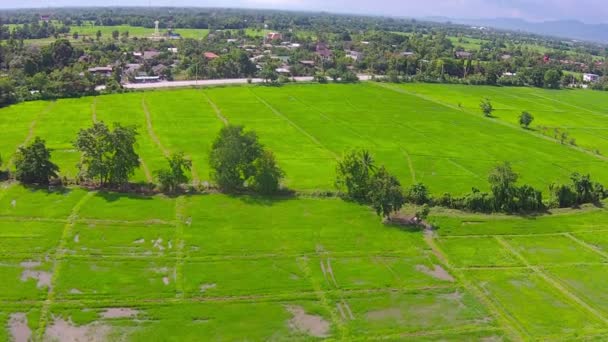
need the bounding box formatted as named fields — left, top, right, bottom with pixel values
left=335, top=149, right=608, bottom=221
left=0, top=122, right=285, bottom=196
left=1, top=128, right=605, bottom=223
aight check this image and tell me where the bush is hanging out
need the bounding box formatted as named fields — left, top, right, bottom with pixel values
left=406, top=183, right=430, bottom=205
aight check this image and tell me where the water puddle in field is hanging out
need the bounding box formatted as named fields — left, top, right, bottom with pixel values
left=101, top=308, right=139, bottom=319
left=415, top=264, right=455, bottom=282
left=162, top=276, right=170, bottom=285
left=9, top=313, right=31, bottom=342
left=73, top=234, right=80, bottom=243
left=70, top=288, right=83, bottom=294
left=20, top=260, right=52, bottom=289
left=286, top=305, right=330, bottom=338
left=45, top=318, right=110, bottom=342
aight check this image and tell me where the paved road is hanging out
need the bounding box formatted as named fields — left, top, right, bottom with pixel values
left=122, top=75, right=372, bottom=90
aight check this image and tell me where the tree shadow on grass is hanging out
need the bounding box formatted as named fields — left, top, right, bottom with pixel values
left=95, top=191, right=155, bottom=203
left=22, top=184, right=73, bottom=196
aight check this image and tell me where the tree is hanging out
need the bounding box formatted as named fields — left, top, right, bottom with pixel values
left=248, top=150, right=284, bottom=194
left=260, top=63, right=278, bottom=83
left=335, top=149, right=376, bottom=202
left=209, top=125, right=263, bottom=192
left=480, top=98, right=493, bottom=117
left=0, top=79, right=17, bottom=108
left=112, top=30, right=119, bottom=40
left=519, top=111, right=534, bottom=128
left=156, top=153, right=192, bottom=193
left=543, top=69, right=562, bottom=89
left=570, top=172, right=594, bottom=204
left=14, top=137, right=59, bottom=184
left=74, top=122, right=140, bottom=187
left=415, top=204, right=431, bottom=221
left=488, top=162, right=518, bottom=212
left=96, top=30, right=102, bottom=41
left=407, top=183, right=430, bottom=205
left=368, top=166, right=405, bottom=219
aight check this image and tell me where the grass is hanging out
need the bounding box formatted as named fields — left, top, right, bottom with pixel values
left=3, top=83, right=608, bottom=195
left=2, top=82, right=608, bottom=339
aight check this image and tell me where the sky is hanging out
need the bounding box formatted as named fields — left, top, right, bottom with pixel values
left=1, top=0, right=607, bottom=24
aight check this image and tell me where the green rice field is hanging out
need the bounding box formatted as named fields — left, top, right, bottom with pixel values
left=2, top=82, right=608, bottom=340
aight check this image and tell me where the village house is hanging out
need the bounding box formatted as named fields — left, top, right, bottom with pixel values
left=455, top=51, right=473, bottom=59
left=345, top=50, right=363, bottom=62
left=204, top=52, right=220, bottom=60
left=584, top=73, right=600, bottom=83
left=316, top=43, right=332, bottom=61
left=88, top=66, right=113, bottom=77
left=266, top=32, right=283, bottom=41
left=142, top=50, right=160, bottom=60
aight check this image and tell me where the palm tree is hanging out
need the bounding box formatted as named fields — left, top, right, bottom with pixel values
left=359, top=149, right=376, bottom=174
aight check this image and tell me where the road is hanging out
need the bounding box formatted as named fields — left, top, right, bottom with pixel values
left=121, top=75, right=373, bottom=90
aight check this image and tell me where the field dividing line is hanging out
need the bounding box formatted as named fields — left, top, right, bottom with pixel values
left=401, top=149, right=417, bottom=183
left=201, top=90, right=228, bottom=125
left=139, top=157, right=154, bottom=183
left=563, top=233, right=608, bottom=259
left=285, top=92, right=374, bottom=145
left=91, top=97, right=98, bottom=123
left=354, top=326, right=504, bottom=341
left=296, top=257, right=349, bottom=340
left=373, top=82, right=608, bottom=162
left=142, top=98, right=171, bottom=158
left=36, top=191, right=95, bottom=341
left=174, top=196, right=187, bottom=299
left=424, top=233, right=527, bottom=341
left=8, top=102, right=56, bottom=165
left=249, top=89, right=338, bottom=158
left=495, top=236, right=608, bottom=326
left=529, top=93, right=606, bottom=117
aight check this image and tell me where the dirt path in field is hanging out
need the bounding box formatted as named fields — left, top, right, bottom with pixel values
left=139, top=158, right=154, bottom=183
left=401, top=149, right=417, bottom=183
left=495, top=236, right=608, bottom=325
left=35, top=192, right=95, bottom=340
left=202, top=91, right=228, bottom=125
left=101, top=308, right=139, bottom=318
left=91, top=97, right=98, bottom=123
left=142, top=98, right=170, bottom=158
left=422, top=230, right=527, bottom=341
left=173, top=196, right=187, bottom=298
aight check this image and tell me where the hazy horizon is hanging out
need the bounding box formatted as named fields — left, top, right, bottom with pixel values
left=0, top=0, right=607, bottom=25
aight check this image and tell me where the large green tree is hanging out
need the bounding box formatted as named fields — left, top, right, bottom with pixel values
left=335, top=149, right=376, bottom=202
left=14, top=137, right=59, bottom=184
left=368, top=166, right=405, bottom=219
left=209, top=125, right=263, bottom=192
left=488, top=162, right=519, bottom=212
left=74, top=122, right=140, bottom=187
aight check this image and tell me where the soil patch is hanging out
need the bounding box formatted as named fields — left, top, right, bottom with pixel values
left=286, top=305, right=330, bottom=338
left=69, top=288, right=83, bottom=294
left=9, top=313, right=31, bottom=342
left=200, top=283, right=216, bottom=293
left=162, top=276, right=170, bottom=285
left=366, top=308, right=402, bottom=321
left=21, top=270, right=52, bottom=289
left=101, top=308, right=139, bottom=319
left=45, top=318, right=111, bottom=342
left=415, top=264, right=454, bottom=282
left=20, top=260, right=41, bottom=268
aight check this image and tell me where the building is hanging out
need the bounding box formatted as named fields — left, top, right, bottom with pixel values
left=142, top=50, right=160, bottom=60
left=40, top=14, right=51, bottom=22
left=133, top=75, right=161, bottom=83
left=88, top=66, right=113, bottom=77
left=316, top=43, right=332, bottom=61
left=204, top=52, right=220, bottom=60
left=266, top=32, right=282, bottom=41
left=167, top=48, right=178, bottom=54
left=345, top=50, right=363, bottom=62
left=584, top=73, right=600, bottom=83
left=455, top=51, right=472, bottom=59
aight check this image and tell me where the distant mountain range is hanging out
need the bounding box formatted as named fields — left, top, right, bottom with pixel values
left=426, top=17, right=608, bottom=44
